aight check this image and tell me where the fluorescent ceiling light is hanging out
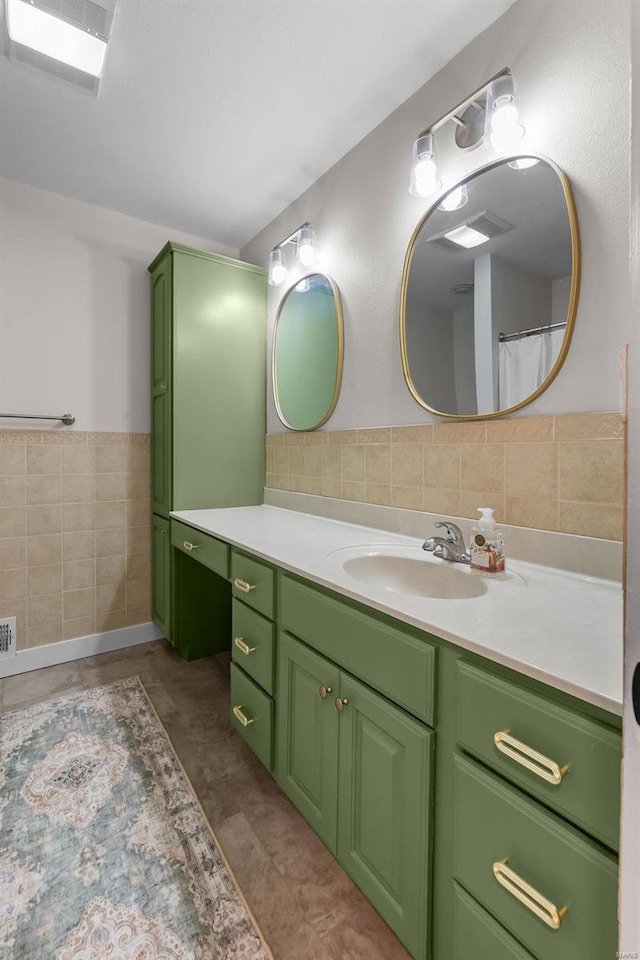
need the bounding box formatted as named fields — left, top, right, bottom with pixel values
left=444, top=225, right=490, bottom=249
left=6, top=0, right=107, bottom=77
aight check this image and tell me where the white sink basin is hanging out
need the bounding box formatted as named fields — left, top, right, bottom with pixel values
left=333, top=545, right=488, bottom=599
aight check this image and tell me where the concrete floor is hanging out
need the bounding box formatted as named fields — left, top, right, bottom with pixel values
left=0, top=640, right=412, bottom=960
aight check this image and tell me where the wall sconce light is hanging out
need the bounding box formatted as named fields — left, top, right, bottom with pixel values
left=409, top=134, right=442, bottom=198
left=409, top=69, right=531, bottom=199
left=484, top=74, right=525, bottom=151
left=268, top=221, right=317, bottom=286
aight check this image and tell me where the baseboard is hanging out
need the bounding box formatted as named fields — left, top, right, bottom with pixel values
left=0, top=622, right=164, bottom=678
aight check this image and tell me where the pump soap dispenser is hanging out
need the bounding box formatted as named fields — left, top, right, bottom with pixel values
left=469, top=507, right=505, bottom=575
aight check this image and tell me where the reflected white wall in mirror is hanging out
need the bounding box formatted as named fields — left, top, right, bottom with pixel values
left=273, top=273, right=344, bottom=431
left=400, top=155, right=580, bottom=419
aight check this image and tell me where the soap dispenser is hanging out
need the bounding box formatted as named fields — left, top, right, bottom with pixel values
left=469, top=507, right=505, bottom=575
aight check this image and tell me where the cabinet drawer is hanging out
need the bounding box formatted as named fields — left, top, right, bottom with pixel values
left=457, top=661, right=621, bottom=849
left=281, top=575, right=436, bottom=724
left=231, top=551, right=275, bottom=620
left=171, top=519, right=229, bottom=578
left=453, top=884, right=535, bottom=960
left=230, top=663, right=273, bottom=770
left=454, top=755, right=618, bottom=960
left=232, top=600, right=275, bottom=695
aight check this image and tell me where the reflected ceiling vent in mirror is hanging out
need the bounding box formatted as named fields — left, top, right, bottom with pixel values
left=5, top=0, right=118, bottom=95
left=450, top=283, right=474, bottom=296
left=427, top=211, right=512, bottom=253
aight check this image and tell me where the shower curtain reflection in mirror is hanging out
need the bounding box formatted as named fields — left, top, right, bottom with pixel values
left=499, top=327, right=564, bottom=409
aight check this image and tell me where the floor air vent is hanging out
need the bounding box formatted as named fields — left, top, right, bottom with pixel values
left=0, top=617, right=17, bottom=659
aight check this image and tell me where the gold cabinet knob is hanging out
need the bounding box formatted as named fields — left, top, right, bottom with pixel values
left=319, top=685, right=332, bottom=699
left=334, top=697, right=348, bottom=712
left=160, top=384, right=167, bottom=391
left=160, top=529, right=167, bottom=536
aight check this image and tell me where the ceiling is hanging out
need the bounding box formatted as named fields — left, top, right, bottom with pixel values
left=0, top=0, right=515, bottom=248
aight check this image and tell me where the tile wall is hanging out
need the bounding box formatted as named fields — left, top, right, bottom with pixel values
left=0, top=430, right=151, bottom=651
left=266, top=413, right=625, bottom=542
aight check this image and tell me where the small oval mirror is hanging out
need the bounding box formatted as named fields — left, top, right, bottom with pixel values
left=273, top=273, right=344, bottom=431
left=400, top=155, right=580, bottom=419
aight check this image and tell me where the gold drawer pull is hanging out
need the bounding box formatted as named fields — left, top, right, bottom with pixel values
left=183, top=540, right=199, bottom=551
left=234, top=636, right=256, bottom=656
left=234, top=578, right=256, bottom=593
left=232, top=705, right=254, bottom=727
left=494, top=731, right=569, bottom=785
left=319, top=685, right=332, bottom=699
left=493, top=859, right=568, bottom=930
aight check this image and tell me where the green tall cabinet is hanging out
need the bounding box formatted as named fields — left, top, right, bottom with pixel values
left=149, top=242, right=266, bottom=658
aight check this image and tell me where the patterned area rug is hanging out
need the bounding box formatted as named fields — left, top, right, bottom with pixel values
left=0, top=677, right=273, bottom=960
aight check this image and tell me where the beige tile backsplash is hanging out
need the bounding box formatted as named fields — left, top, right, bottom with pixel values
left=267, top=413, right=625, bottom=543
left=2, top=415, right=623, bottom=650
left=0, top=430, right=151, bottom=651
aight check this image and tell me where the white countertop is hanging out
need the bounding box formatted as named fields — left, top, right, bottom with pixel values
left=172, top=505, right=623, bottom=716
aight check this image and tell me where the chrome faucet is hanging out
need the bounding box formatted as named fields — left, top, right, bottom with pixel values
left=422, top=521, right=470, bottom=564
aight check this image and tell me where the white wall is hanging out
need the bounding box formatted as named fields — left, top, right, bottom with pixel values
left=241, top=0, right=631, bottom=431
left=452, top=305, right=476, bottom=414
left=405, top=302, right=457, bottom=413
left=620, top=1, right=640, bottom=950
left=0, top=179, right=237, bottom=434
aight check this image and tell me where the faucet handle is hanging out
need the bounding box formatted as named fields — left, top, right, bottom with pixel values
left=434, top=521, right=464, bottom=545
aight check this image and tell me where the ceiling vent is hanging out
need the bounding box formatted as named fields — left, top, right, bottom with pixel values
left=6, top=0, right=118, bottom=95
left=427, top=211, right=513, bottom=253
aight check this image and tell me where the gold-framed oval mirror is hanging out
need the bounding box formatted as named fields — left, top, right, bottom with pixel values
left=273, top=272, right=344, bottom=431
left=400, top=154, right=580, bottom=420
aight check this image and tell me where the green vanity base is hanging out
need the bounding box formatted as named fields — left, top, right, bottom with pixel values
left=169, top=519, right=622, bottom=960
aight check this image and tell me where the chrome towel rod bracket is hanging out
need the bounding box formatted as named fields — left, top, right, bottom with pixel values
left=0, top=413, right=76, bottom=425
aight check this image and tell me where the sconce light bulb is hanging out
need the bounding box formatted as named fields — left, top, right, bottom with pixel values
left=298, top=241, right=316, bottom=267
left=490, top=99, right=518, bottom=132
left=485, top=76, right=525, bottom=153
left=271, top=264, right=288, bottom=285
left=508, top=157, right=540, bottom=170
left=438, top=184, right=468, bottom=212
left=268, top=248, right=288, bottom=286
left=489, top=122, right=525, bottom=152
left=296, top=225, right=317, bottom=268
left=409, top=134, right=442, bottom=198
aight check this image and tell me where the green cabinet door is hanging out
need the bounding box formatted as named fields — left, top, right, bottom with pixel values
left=151, top=514, right=171, bottom=642
left=337, top=673, right=433, bottom=960
left=172, top=250, right=267, bottom=511
left=276, top=631, right=340, bottom=853
left=150, top=254, right=172, bottom=518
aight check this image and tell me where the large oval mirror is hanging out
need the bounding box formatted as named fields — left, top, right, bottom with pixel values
left=273, top=273, right=344, bottom=431
left=400, top=155, right=580, bottom=419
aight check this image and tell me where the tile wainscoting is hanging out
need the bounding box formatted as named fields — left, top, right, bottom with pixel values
left=0, top=430, right=151, bottom=651
left=266, top=413, right=625, bottom=542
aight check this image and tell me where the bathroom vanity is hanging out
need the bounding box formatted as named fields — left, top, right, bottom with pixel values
left=167, top=504, right=622, bottom=960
